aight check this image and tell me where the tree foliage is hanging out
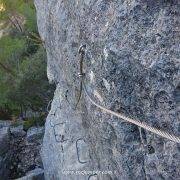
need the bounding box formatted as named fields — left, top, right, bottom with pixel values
left=8, top=47, right=55, bottom=112
left=0, top=0, right=55, bottom=119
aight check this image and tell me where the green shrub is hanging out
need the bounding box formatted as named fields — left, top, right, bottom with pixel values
left=23, top=118, right=35, bottom=131
left=0, top=105, right=12, bottom=120
left=0, top=0, right=55, bottom=120
left=23, top=114, right=46, bottom=131
left=11, top=120, right=23, bottom=127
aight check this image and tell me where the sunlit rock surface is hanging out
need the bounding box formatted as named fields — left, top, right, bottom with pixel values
left=35, top=0, right=180, bottom=179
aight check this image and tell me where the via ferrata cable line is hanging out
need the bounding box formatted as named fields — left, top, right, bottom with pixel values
left=76, top=45, right=180, bottom=144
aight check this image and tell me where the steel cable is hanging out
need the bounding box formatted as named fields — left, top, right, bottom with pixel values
left=82, top=79, right=180, bottom=143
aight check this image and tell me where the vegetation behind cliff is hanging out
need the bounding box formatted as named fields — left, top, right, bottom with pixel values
left=0, top=0, right=55, bottom=120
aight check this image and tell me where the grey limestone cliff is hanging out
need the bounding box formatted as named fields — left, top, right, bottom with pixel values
left=34, top=0, right=180, bottom=179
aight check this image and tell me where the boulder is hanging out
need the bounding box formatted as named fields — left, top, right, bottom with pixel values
left=0, top=156, right=2, bottom=169
left=0, top=120, right=11, bottom=128
left=0, top=124, right=11, bottom=179
left=0, top=127, right=10, bottom=156
left=9, top=126, right=44, bottom=179
left=10, top=125, right=26, bottom=138
left=26, top=127, right=44, bottom=143
left=15, top=168, right=44, bottom=180
left=0, top=155, right=10, bottom=180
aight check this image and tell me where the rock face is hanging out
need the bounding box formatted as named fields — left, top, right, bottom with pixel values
left=34, top=0, right=180, bottom=179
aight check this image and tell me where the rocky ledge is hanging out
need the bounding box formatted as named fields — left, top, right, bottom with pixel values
left=0, top=120, right=44, bottom=180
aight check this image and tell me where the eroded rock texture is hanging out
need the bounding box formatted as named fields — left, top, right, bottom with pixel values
left=34, top=0, right=180, bottom=179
